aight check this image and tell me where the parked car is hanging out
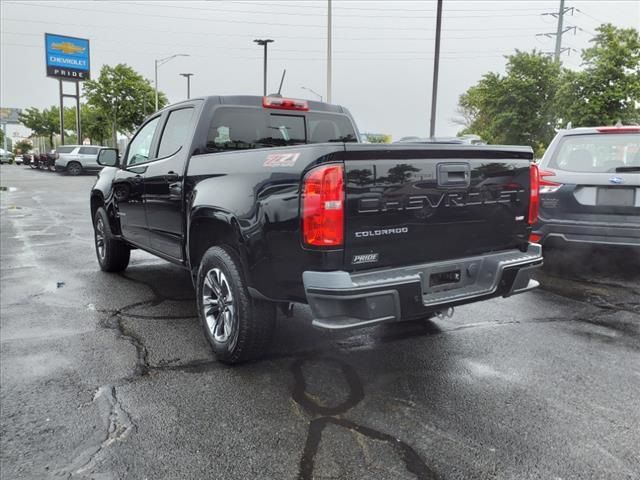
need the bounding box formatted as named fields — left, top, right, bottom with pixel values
left=0, top=148, right=15, bottom=164
left=90, top=95, right=543, bottom=364
left=532, top=125, right=640, bottom=247
left=55, top=145, right=107, bottom=175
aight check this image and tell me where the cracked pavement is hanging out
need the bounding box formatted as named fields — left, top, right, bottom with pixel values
left=1, top=164, right=639, bottom=479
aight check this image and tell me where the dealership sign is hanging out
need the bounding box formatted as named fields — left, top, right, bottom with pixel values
left=45, top=33, right=90, bottom=80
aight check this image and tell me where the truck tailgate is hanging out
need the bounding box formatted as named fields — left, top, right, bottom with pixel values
left=341, top=144, right=533, bottom=270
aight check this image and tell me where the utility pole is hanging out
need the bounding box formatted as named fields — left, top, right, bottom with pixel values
left=180, top=73, right=194, bottom=99
left=326, top=0, right=332, bottom=104
left=538, top=0, right=575, bottom=61
left=254, top=39, right=274, bottom=95
left=429, top=0, right=443, bottom=138
left=554, top=0, right=565, bottom=61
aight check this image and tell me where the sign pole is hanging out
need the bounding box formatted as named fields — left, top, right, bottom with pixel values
left=45, top=33, right=91, bottom=147
left=58, top=79, right=65, bottom=147
left=75, top=81, right=81, bottom=143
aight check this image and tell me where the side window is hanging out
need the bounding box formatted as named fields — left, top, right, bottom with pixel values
left=157, top=108, right=195, bottom=158
left=126, top=117, right=160, bottom=166
left=79, top=147, right=98, bottom=155
left=56, top=146, right=76, bottom=154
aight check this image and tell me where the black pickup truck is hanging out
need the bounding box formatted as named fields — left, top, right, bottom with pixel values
left=91, top=95, right=543, bottom=363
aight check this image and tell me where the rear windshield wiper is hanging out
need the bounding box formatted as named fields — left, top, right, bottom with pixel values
left=615, top=166, right=640, bottom=172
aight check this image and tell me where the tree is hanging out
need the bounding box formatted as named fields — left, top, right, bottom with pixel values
left=457, top=51, right=561, bottom=157
left=18, top=106, right=61, bottom=148
left=62, top=105, right=111, bottom=145
left=557, top=24, right=640, bottom=127
left=83, top=64, right=167, bottom=146
left=13, top=139, right=33, bottom=154
left=82, top=104, right=112, bottom=145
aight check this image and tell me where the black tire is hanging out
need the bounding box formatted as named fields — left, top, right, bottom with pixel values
left=196, top=246, right=276, bottom=364
left=94, top=207, right=130, bottom=272
left=67, top=161, right=82, bottom=176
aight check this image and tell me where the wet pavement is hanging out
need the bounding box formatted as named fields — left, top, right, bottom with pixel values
left=1, top=164, right=639, bottom=480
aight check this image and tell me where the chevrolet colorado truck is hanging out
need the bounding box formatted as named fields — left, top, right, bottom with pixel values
left=91, top=95, right=543, bottom=364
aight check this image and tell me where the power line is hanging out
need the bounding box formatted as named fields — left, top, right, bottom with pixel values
left=1, top=25, right=540, bottom=43
left=113, top=0, right=547, bottom=20
left=574, top=8, right=620, bottom=26
left=11, top=2, right=549, bottom=31
left=224, top=1, right=545, bottom=13
left=0, top=41, right=515, bottom=61
left=0, top=14, right=542, bottom=37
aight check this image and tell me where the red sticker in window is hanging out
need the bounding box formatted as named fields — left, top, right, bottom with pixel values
left=263, top=152, right=300, bottom=167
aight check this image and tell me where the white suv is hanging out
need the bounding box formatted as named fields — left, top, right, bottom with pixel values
left=55, top=145, right=107, bottom=175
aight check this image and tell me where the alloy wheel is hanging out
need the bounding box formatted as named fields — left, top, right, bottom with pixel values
left=202, top=268, right=236, bottom=343
left=95, top=218, right=105, bottom=260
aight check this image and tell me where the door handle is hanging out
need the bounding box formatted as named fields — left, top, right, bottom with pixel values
left=165, top=171, right=180, bottom=182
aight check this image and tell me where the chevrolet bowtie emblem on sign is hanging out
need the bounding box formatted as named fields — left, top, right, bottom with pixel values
left=51, top=42, right=86, bottom=55
left=45, top=33, right=91, bottom=80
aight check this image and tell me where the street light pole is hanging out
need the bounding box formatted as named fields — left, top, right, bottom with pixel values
left=253, top=39, right=274, bottom=96
left=180, top=73, right=194, bottom=99
left=154, top=53, right=190, bottom=111
left=301, top=86, right=323, bottom=102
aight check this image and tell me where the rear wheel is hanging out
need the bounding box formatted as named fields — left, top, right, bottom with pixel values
left=196, top=246, right=275, bottom=364
left=94, top=207, right=130, bottom=272
left=67, top=161, right=82, bottom=176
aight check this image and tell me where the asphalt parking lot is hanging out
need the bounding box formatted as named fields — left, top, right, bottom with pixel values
left=1, top=164, right=639, bottom=480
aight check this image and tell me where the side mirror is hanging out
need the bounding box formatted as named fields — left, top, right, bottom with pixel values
left=97, top=148, right=119, bottom=167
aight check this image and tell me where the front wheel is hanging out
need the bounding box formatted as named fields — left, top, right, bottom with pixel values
left=94, top=207, right=130, bottom=272
left=196, top=246, right=275, bottom=364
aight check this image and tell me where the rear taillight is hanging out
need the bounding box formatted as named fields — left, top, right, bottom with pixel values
left=302, top=164, right=344, bottom=247
left=538, top=168, right=562, bottom=194
left=528, top=164, right=540, bottom=225
left=263, top=96, right=309, bottom=111
left=529, top=233, right=542, bottom=243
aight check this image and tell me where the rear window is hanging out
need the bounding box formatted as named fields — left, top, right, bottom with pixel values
left=207, top=108, right=356, bottom=152
left=548, top=133, right=640, bottom=173
left=56, top=146, right=75, bottom=154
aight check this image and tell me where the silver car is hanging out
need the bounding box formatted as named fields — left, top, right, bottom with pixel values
left=532, top=125, right=640, bottom=247
left=54, top=145, right=107, bottom=175
left=0, top=148, right=15, bottom=164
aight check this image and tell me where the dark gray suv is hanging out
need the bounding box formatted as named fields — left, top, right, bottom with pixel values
left=532, top=125, right=640, bottom=247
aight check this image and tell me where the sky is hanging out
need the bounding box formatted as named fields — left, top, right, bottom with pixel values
left=1, top=0, right=639, bottom=140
